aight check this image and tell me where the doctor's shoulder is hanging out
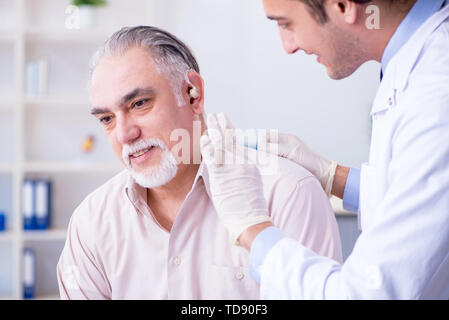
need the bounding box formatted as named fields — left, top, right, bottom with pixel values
left=409, top=17, right=449, bottom=87
left=394, top=23, right=449, bottom=127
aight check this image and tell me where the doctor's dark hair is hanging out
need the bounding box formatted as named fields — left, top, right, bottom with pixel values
left=89, top=25, right=200, bottom=106
left=297, top=0, right=383, bottom=24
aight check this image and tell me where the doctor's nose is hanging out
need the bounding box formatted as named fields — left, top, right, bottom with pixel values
left=116, top=117, right=141, bottom=145
left=280, top=31, right=300, bottom=54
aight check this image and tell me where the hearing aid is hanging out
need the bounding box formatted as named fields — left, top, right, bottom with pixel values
left=189, top=87, right=200, bottom=99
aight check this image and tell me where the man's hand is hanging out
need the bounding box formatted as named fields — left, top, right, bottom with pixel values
left=258, top=132, right=338, bottom=197
left=200, top=112, right=272, bottom=245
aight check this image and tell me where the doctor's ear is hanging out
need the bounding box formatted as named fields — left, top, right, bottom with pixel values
left=326, top=0, right=358, bottom=25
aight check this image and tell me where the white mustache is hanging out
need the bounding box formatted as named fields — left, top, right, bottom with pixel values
left=121, top=138, right=168, bottom=166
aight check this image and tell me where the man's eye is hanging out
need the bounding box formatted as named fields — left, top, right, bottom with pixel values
left=134, top=99, right=148, bottom=108
left=278, top=23, right=290, bottom=29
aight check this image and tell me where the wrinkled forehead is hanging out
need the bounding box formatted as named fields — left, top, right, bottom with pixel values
left=90, top=47, right=166, bottom=106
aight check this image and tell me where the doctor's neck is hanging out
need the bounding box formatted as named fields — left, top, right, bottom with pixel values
left=361, top=0, right=417, bottom=62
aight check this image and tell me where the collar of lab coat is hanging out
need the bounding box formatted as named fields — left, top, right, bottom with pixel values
left=381, top=0, right=446, bottom=76
left=371, top=4, right=449, bottom=116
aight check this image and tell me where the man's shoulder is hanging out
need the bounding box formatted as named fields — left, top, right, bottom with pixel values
left=257, top=150, right=318, bottom=195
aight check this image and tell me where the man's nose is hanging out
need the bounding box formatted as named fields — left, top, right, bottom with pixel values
left=280, top=31, right=300, bottom=55
left=116, top=116, right=141, bottom=145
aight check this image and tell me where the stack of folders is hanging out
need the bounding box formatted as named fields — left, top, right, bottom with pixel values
left=23, top=248, right=35, bottom=299
left=22, top=179, right=51, bottom=230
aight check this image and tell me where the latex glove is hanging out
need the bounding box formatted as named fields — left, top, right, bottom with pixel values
left=258, top=132, right=337, bottom=197
left=200, top=112, right=272, bottom=245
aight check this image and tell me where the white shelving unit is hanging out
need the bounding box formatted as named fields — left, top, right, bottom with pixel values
left=0, top=0, right=157, bottom=300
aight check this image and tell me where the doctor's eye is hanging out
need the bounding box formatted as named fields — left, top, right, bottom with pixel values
left=278, top=22, right=291, bottom=29
left=99, top=115, right=112, bottom=125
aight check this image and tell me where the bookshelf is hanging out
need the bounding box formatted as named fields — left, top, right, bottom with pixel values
left=0, top=0, right=157, bottom=300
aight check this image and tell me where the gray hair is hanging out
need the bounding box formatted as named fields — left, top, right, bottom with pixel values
left=89, top=25, right=200, bottom=106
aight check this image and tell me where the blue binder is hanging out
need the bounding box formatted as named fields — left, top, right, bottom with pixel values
left=22, top=180, right=36, bottom=230
left=35, top=180, right=51, bottom=230
left=0, top=211, right=5, bottom=231
left=23, top=248, right=35, bottom=299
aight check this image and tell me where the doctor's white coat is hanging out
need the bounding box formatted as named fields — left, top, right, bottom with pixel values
left=259, top=5, right=449, bottom=299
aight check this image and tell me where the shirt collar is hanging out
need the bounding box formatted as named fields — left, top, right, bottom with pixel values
left=381, top=0, right=446, bottom=75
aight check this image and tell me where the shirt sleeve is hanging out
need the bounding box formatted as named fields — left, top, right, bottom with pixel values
left=249, top=227, right=285, bottom=282
left=342, top=168, right=360, bottom=213
left=249, top=176, right=343, bottom=283
left=56, top=207, right=111, bottom=300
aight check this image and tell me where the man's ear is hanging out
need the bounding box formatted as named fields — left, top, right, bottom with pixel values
left=184, top=70, right=204, bottom=115
left=326, top=0, right=359, bottom=25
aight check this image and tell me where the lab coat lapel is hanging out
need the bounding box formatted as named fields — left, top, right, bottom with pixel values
left=370, top=4, right=449, bottom=116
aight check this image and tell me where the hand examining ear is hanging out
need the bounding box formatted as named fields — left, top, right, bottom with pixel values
left=200, top=112, right=273, bottom=245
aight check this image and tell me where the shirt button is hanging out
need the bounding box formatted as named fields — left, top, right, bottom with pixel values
left=235, top=271, right=244, bottom=280
left=173, top=256, right=181, bottom=266
left=388, top=97, right=393, bottom=106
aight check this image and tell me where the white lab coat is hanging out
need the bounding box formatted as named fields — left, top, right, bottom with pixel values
left=259, top=5, right=449, bottom=299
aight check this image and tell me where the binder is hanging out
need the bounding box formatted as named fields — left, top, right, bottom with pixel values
left=23, top=248, right=36, bottom=299
left=25, top=57, right=48, bottom=98
left=0, top=211, right=5, bottom=231
left=22, top=180, right=36, bottom=230
left=25, top=61, right=38, bottom=98
left=35, top=180, right=51, bottom=230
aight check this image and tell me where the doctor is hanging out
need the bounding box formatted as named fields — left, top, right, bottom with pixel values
left=200, top=0, right=449, bottom=299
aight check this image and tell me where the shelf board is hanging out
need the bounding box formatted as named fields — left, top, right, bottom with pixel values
left=0, top=99, right=15, bottom=110
left=25, top=27, right=112, bottom=43
left=25, top=96, right=90, bottom=109
left=0, top=105, right=14, bottom=111
left=0, top=163, right=13, bottom=173
left=22, top=228, right=67, bottom=241
left=0, top=231, right=14, bottom=242
left=24, top=161, right=123, bottom=173
left=0, top=29, right=15, bottom=43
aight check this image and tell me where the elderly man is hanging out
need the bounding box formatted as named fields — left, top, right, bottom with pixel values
left=56, top=25, right=342, bottom=299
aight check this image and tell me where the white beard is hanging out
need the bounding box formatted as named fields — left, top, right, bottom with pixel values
left=122, top=138, right=178, bottom=189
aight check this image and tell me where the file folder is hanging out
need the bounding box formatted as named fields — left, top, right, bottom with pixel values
left=23, top=248, right=35, bottom=299
left=35, top=180, right=51, bottom=230
left=22, top=180, right=35, bottom=230
left=0, top=211, right=5, bottom=231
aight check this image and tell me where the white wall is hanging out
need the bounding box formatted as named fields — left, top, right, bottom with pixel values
left=163, top=0, right=380, bottom=167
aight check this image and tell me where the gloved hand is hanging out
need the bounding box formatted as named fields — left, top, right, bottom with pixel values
left=258, top=132, right=338, bottom=197
left=200, top=112, right=272, bottom=245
